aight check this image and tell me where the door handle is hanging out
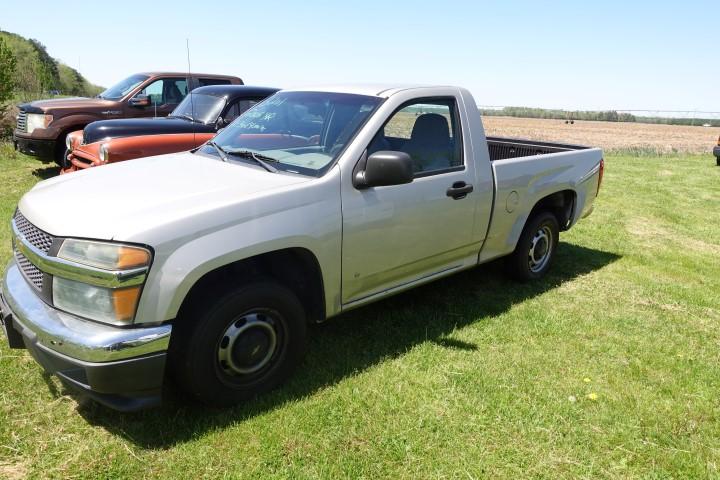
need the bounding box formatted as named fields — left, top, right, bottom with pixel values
left=446, top=181, right=473, bottom=200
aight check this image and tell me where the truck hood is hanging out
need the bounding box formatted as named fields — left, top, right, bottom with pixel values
left=18, top=151, right=311, bottom=241
left=20, top=97, right=115, bottom=114
left=83, top=117, right=215, bottom=144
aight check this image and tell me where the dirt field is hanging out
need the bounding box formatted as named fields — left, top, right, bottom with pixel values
left=482, top=116, right=720, bottom=154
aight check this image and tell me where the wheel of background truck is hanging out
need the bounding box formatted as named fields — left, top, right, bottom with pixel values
left=55, top=133, right=70, bottom=167
left=506, top=211, right=559, bottom=281
left=172, top=281, right=307, bottom=407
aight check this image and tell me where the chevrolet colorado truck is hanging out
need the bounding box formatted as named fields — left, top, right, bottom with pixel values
left=63, top=85, right=278, bottom=173
left=13, top=72, right=243, bottom=165
left=0, top=85, right=604, bottom=411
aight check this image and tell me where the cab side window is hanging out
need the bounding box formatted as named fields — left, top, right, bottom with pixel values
left=368, top=98, right=462, bottom=175
left=198, top=78, right=231, bottom=87
left=223, top=99, right=259, bottom=124
left=140, top=78, right=188, bottom=106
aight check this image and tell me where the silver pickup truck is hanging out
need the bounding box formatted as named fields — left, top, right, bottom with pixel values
left=0, top=85, right=604, bottom=411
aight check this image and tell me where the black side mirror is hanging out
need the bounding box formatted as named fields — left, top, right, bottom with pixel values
left=354, top=150, right=414, bottom=189
left=215, top=117, right=227, bottom=130
left=129, top=94, right=151, bottom=107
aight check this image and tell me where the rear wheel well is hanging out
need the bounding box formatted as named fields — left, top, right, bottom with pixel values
left=529, top=190, right=576, bottom=230
left=177, top=248, right=326, bottom=326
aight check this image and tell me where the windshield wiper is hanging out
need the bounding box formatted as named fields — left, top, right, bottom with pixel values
left=208, top=140, right=228, bottom=162
left=225, top=149, right=278, bottom=173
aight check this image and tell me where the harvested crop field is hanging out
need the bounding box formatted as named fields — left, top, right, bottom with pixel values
left=483, top=116, right=720, bottom=154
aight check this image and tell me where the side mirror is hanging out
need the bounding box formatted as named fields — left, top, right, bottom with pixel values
left=129, top=94, right=151, bottom=107
left=354, top=150, right=414, bottom=189
left=215, top=117, right=227, bottom=130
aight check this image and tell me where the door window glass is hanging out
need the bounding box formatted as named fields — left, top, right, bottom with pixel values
left=140, top=78, right=188, bottom=106
left=369, top=98, right=462, bottom=175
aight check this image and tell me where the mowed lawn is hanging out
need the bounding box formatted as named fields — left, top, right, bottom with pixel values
left=0, top=143, right=719, bottom=479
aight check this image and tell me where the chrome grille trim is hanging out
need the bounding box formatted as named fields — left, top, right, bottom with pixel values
left=16, top=110, right=27, bottom=133
left=13, top=210, right=54, bottom=253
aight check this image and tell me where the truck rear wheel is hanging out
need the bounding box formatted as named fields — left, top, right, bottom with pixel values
left=172, top=281, right=307, bottom=407
left=506, top=211, right=559, bottom=281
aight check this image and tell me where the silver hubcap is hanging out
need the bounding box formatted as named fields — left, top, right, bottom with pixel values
left=528, top=226, right=553, bottom=273
left=217, top=312, right=278, bottom=376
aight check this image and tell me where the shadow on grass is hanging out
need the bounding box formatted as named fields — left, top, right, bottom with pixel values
left=73, top=242, right=619, bottom=449
left=32, top=165, right=60, bottom=180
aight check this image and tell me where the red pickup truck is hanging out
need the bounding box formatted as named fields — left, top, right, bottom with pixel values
left=13, top=72, right=242, bottom=165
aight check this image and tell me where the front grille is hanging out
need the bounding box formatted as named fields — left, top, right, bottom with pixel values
left=13, top=210, right=54, bottom=253
left=16, top=110, right=27, bottom=133
left=14, top=249, right=43, bottom=289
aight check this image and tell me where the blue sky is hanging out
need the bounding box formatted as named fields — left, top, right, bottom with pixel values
left=1, top=0, right=718, bottom=111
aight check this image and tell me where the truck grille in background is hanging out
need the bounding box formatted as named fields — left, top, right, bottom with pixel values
left=13, top=210, right=54, bottom=253
left=14, top=250, right=44, bottom=289
left=16, top=110, right=27, bottom=133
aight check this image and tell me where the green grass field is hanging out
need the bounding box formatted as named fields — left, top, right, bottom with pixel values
left=0, top=144, right=719, bottom=479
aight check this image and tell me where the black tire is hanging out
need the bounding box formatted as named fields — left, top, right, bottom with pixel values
left=55, top=133, right=70, bottom=167
left=506, top=211, right=560, bottom=281
left=171, top=281, right=307, bottom=407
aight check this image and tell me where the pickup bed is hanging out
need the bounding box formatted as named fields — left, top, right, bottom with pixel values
left=0, top=85, right=604, bottom=410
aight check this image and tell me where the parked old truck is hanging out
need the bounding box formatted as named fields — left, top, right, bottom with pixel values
left=0, top=85, right=604, bottom=411
left=63, top=85, right=278, bottom=173
left=13, top=72, right=243, bottom=165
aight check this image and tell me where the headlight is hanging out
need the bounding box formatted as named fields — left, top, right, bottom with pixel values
left=53, top=277, right=142, bottom=325
left=99, top=143, right=109, bottom=162
left=58, top=239, right=150, bottom=270
left=53, top=239, right=152, bottom=325
left=26, top=113, right=53, bottom=134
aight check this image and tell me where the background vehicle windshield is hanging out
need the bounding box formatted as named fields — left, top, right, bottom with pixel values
left=170, top=93, right=226, bottom=123
left=206, top=91, right=382, bottom=176
left=98, top=74, right=149, bottom=100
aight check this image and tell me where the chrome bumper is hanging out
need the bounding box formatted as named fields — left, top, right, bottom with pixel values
left=2, top=263, right=170, bottom=362
left=1, top=262, right=172, bottom=410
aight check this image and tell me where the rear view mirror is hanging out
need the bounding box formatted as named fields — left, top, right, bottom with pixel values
left=129, top=94, right=151, bottom=107
left=354, top=151, right=414, bottom=189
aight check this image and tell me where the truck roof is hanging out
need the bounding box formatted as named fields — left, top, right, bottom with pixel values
left=282, top=84, right=455, bottom=98
left=138, top=72, right=242, bottom=79
left=191, top=85, right=280, bottom=99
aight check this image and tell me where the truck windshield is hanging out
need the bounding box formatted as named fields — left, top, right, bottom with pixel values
left=98, top=74, right=149, bottom=100
left=202, top=91, right=382, bottom=176
left=169, top=93, right=226, bottom=124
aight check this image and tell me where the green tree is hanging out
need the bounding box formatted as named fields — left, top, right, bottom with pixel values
left=0, top=35, right=17, bottom=108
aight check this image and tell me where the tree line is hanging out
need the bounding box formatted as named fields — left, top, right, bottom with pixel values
left=0, top=30, right=102, bottom=103
left=480, top=106, right=720, bottom=127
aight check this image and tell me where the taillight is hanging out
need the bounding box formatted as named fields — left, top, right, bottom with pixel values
left=596, top=158, right=604, bottom=196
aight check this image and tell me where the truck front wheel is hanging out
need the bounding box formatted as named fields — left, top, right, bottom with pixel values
left=507, top=211, right=559, bottom=281
left=172, top=281, right=307, bottom=407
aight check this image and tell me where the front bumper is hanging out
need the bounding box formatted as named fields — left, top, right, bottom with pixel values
left=13, top=133, right=56, bottom=161
left=0, top=263, right=172, bottom=411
